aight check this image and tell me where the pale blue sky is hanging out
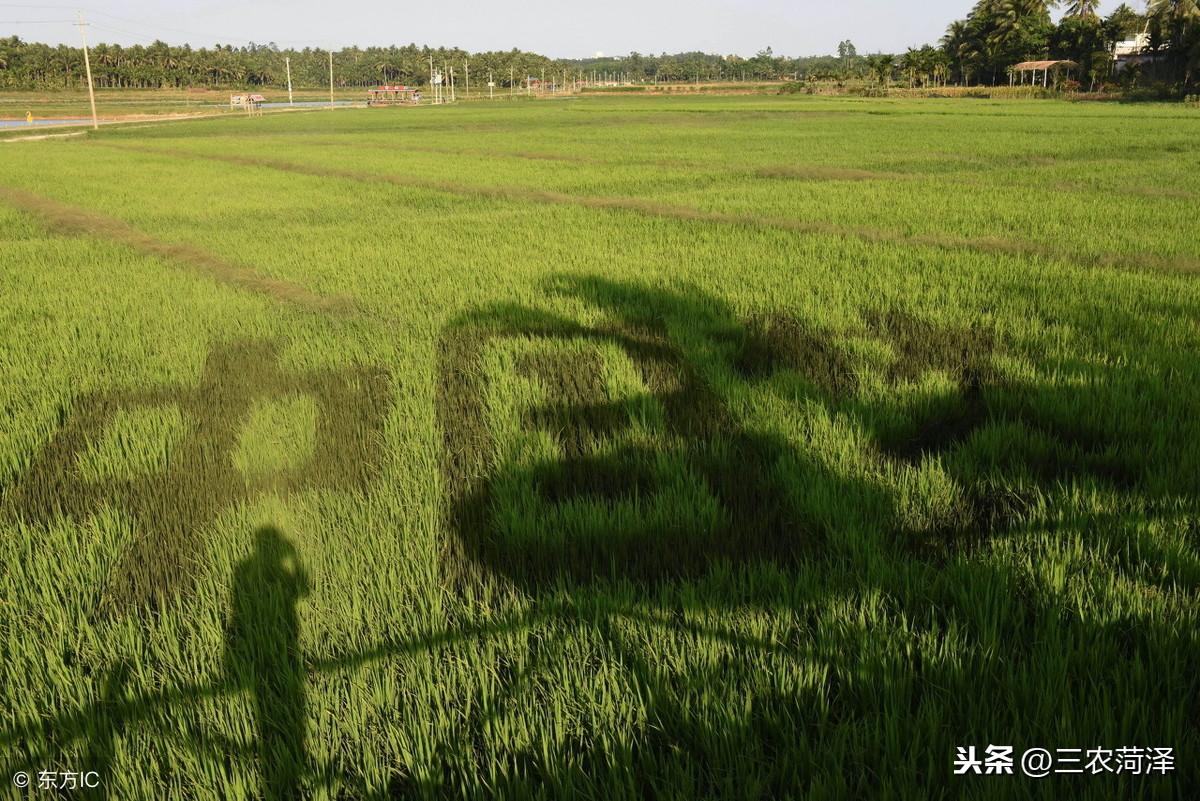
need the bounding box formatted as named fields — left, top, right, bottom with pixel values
left=3, top=1, right=1133, bottom=58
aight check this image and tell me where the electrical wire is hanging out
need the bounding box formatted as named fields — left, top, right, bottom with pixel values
left=1, top=4, right=322, bottom=47
left=89, top=23, right=169, bottom=45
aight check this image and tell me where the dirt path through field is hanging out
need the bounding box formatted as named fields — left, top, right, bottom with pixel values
left=0, top=131, right=88, bottom=143
left=99, top=142, right=1200, bottom=277
left=0, top=184, right=353, bottom=313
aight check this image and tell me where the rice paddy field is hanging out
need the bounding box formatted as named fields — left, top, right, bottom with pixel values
left=1, top=94, right=1198, bottom=800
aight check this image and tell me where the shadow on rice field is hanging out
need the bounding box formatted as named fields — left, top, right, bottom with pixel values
left=437, top=293, right=817, bottom=592
left=437, top=274, right=1170, bottom=592
left=2, top=275, right=1196, bottom=799
left=1, top=340, right=390, bottom=616
left=419, top=275, right=1198, bottom=795
left=3, top=525, right=313, bottom=801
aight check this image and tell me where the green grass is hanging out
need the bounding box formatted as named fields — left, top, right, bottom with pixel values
left=0, top=94, right=1198, bottom=800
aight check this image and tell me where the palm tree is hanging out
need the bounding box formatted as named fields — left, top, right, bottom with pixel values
left=374, top=60, right=395, bottom=82
left=1148, top=0, right=1200, bottom=84
left=941, top=19, right=973, bottom=83
left=1064, top=0, right=1101, bottom=16
left=1148, top=0, right=1200, bottom=18
left=867, top=53, right=895, bottom=86
left=991, top=0, right=1054, bottom=49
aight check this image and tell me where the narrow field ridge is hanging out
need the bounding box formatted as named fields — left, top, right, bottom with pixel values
left=755, top=164, right=906, bottom=182
left=101, top=141, right=1200, bottom=276
left=0, top=184, right=353, bottom=312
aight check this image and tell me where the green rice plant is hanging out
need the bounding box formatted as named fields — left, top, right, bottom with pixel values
left=76, top=403, right=189, bottom=482
left=232, top=394, right=318, bottom=481
left=0, top=93, right=1197, bottom=800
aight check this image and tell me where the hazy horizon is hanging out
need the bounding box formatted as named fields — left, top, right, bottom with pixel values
left=1, top=0, right=1134, bottom=59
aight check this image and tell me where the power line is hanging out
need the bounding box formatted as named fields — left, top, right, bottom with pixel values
left=89, top=10, right=264, bottom=45
left=89, top=22, right=166, bottom=44
left=1, top=4, right=268, bottom=46
left=89, top=6, right=342, bottom=47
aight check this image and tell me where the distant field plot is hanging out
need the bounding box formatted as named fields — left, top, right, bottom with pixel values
left=1, top=95, right=1198, bottom=799
left=0, top=87, right=358, bottom=118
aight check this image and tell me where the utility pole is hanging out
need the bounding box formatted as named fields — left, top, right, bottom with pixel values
left=75, top=12, right=98, bottom=130
left=489, top=69, right=494, bottom=100
left=465, top=60, right=469, bottom=100
left=509, top=66, right=514, bottom=99
left=328, top=50, right=334, bottom=108
left=429, top=55, right=436, bottom=104
left=285, top=56, right=294, bottom=105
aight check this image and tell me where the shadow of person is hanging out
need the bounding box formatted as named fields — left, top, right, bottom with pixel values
left=225, top=526, right=311, bottom=800
left=78, top=660, right=130, bottom=800
left=0, top=339, right=389, bottom=619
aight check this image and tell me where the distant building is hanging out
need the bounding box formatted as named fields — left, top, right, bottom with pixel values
left=229, top=93, right=265, bottom=116
left=1113, top=32, right=1160, bottom=74
left=229, top=94, right=266, bottom=109
left=1113, top=33, right=1149, bottom=58
left=1010, top=60, right=1077, bottom=87
left=367, top=85, right=417, bottom=105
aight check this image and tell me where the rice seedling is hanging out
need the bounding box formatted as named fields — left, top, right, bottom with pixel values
left=0, top=94, right=1197, bottom=799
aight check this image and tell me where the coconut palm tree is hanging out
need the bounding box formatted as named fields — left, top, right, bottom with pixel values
left=1064, top=0, right=1102, bottom=16
left=943, top=18, right=986, bottom=84
left=1149, top=0, right=1200, bottom=19
left=867, top=53, right=895, bottom=86
left=1149, top=0, right=1200, bottom=84
left=375, top=59, right=396, bottom=82
left=991, top=0, right=1053, bottom=49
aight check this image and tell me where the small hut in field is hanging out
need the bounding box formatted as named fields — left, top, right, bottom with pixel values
left=367, top=85, right=418, bottom=105
left=1009, top=60, right=1077, bottom=88
left=230, top=94, right=265, bottom=114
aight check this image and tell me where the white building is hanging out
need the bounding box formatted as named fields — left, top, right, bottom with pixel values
left=1113, top=33, right=1149, bottom=58
left=1113, top=32, right=1161, bottom=74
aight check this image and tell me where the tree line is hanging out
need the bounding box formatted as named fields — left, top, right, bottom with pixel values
left=0, top=40, right=561, bottom=90
left=936, top=0, right=1199, bottom=89
left=1, top=0, right=1197, bottom=92
left=0, top=38, right=845, bottom=89
left=561, top=49, right=845, bottom=82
